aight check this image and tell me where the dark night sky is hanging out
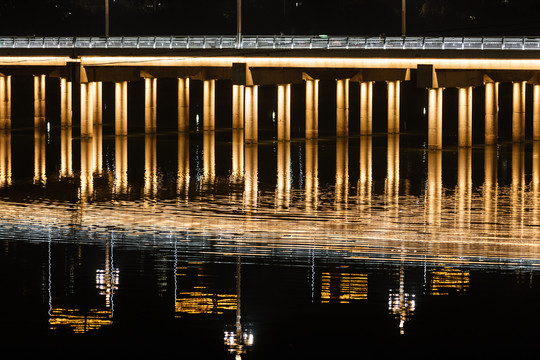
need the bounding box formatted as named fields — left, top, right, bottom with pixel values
left=1, top=0, right=540, bottom=37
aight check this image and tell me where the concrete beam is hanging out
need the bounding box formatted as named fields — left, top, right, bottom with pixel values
left=351, top=68, right=410, bottom=82
left=436, top=70, right=484, bottom=88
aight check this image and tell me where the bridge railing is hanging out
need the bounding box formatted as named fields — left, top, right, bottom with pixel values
left=1, top=35, right=540, bottom=50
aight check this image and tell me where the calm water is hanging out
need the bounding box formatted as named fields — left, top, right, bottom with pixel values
left=1, top=79, right=540, bottom=358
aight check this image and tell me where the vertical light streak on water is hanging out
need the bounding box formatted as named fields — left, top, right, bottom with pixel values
left=47, top=227, right=52, bottom=319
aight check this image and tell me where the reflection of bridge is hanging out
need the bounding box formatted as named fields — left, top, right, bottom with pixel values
left=2, top=36, right=540, bottom=147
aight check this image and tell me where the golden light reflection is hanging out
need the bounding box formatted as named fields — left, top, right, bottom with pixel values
left=60, top=126, right=72, bottom=178
left=144, top=133, right=158, bottom=198
left=483, top=145, right=498, bottom=234
left=49, top=308, right=112, bottom=333
left=93, top=124, right=103, bottom=175
left=203, top=131, right=215, bottom=186
left=456, top=147, right=472, bottom=228
left=335, top=137, right=349, bottom=209
left=320, top=271, right=368, bottom=303
left=430, top=267, right=470, bottom=296
left=231, top=129, right=244, bottom=182
left=33, top=127, right=46, bottom=185
left=426, top=150, right=442, bottom=226
left=388, top=265, right=415, bottom=335
left=357, top=135, right=372, bottom=213
left=80, top=137, right=94, bottom=201
left=305, top=139, right=318, bottom=211
left=385, top=134, right=400, bottom=211
left=0, top=129, right=10, bottom=187
left=244, top=144, right=258, bottom=211
left=276, top=141, right=291, bottom=209
left=177, top=132, right=190, bottom=198
left=114, top=135, right=128, bottom=195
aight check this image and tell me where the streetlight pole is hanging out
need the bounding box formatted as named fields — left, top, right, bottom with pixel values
left=105, top=0, right=110, bottom=36
left=401, top=0, right=406, bottom=37
left=237, top=0, right=242, bottom=48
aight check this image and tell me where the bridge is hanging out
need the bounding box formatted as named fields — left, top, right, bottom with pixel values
left=2, top=35, right=540, bottom=148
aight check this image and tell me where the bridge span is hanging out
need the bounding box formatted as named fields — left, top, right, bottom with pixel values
left=1, top=35, right=540, bottom=147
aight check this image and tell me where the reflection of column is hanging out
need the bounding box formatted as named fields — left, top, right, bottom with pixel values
left=178, top=78, right=190, bottom=132
left=0, top=130, right=11, bottom=187
left=115, top=81, right=128, bottom=136
left=485, top=81, right=498, bottom=145
left=232, top=84, right=244, bottom=129
left=114, top=135, right=128, bottom=195
left=512, top=81, right=526, bottom=143
left=456, top=147, right=472, bottom=227
left=386, top=134, right=400, bottom=207
left=245, top=85, right=258, bottom=143
left=276, top=141, right=291, bottom=208
left=277, top=84, right=291, bottom=141
left=33, top=127, right=46, bottom=185
left=244, top=144, right=258, bottom=211
left=511, top=143, right=525, bottom=231
left=144, top=134, right=157, bottom=198
left=203, top=79, right=216, bottom=131
left=483, top=145, right=498, bottom=234
left=358, top=135, right=372, bottom=212
left=80, top=137, right=94, bottom=201
left=93, top=124, right=103, bottom=175
left=232, top=129, right=244, bottom=181
left=34, top=74, right=46, bottom=128
left=177, top=132, right=190, bottom=197
left=387, top=81, right=400, bottom=134
left=80, top=82, right=94, bottom=138
left=532, top=142, right=540, bottom=226
left=305, top=79, right=319, bottom=139
left=458, top=86, right=473, bottom=147
left=426, top=150, right=442, bottom=225
left=145, top=78, right=157, bottom=133
left=60, top=127, right=72, bottom=178
left=335, top=137, right=349, bottom=208
left=305, top=139, right=318, bottom=210
left=336, top=79, right=349, bottom=137
left=428, top=88, right=444, bottom=150
left=360, top=81, right=373, bottom=135
left=0, top=75, right=11, bottom=129
left=203, top=131, right=215, bottom=184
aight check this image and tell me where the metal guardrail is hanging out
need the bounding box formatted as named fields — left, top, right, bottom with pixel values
left=0, top=35, right=539, bottom=50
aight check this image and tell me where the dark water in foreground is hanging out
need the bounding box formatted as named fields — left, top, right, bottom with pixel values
left=1, top=123, right=540, bottom=358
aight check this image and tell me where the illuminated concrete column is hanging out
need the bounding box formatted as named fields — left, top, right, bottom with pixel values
left=145, top=77, right=157, bottom=133
left=0, top=130, right=11, bottom=187
left=60, top=127, right=72, bottom=178
left=80, top=82, right=94, bottom=138
left=512, top=81, right=526, bottom=142
left=60, top=78, right=72, bottom=127
left=386, top=134, right=400, bottom=202
left=0, top=75, right=11, bottom=129
left=336, top=79, right=349, bottom=137
left=177, top=132, right=190, bottom=197
left=114, top=135, right=128, bottom=195
left=203, top=79, right=216, bottom=131
left=232, top=128, right=244, bottom=181
left=358, top=135, right=372, bottom=212
left=33, top=128, right=46, bottom=185
left=335, top=137, right=349, bottom=208
left=93, top=81, right=103, bottom=125
left=115, top=81, right=128, bottom=136
left=458, top=86, right=473, bottom=147
left=34, top=74, right=46, bottom=128
left=245, top=85, right=259, bottom=143
left=483, top=144, right=498, bottom=233
left=426, top=150, right=442, bottom=226
left=305, top=79, right=319, bottom=139
left=456, top=147, right=472, bottom=227
left=80, top=137, right=94, bottom=202
left=144, top=134, right=157, bottom=198
left=232, top=84, right=245, bottom=129
left=484, top=82, right=499, bottom=145
left=277, top=84, right=291, bottom=141
left=276, top=141, right=291, bottom=208
left=305, top=139, right=319, bottom=210
left=203, top=130, right=215, bottom=185
left=387, top=81, right=400, bottom=134
left=360, top=81, right=373, bottom=135
left=243, top=143, right=258, bottom=211
left=178, top=77, right=190, bottom=132
left=428, top=88, right=444, bottom=150
left=534, top=84, right=540, bottom=141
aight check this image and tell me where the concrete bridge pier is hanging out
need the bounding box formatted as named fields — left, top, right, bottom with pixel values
left=178, top=77, right=190, bottom=132
left=428, top=88, right=444, bottom=150
left=232, top=84, right=244, bottom=129
left=60, top=78, right=72, bottom=128
left=203, top=79, right=216, bottom=131
left=336, top=79, right=349, bottom=137
left=145, top=77, right=157, bottom=133
left=387, top=81, right=400, bottom=134
left=484, top=81, right=499, bottom=145
left=359, top=81, right=373, bottom=135
left=0, top=75, right=11, bottom=129
left=245, top=85, right=258, bottom=143
left=458, top=86, right=473, bottom=147
left=34, top=75, right=46, bottom=128
left=115, top=81, right=128, bottom=136
left=277, top=84, right=291, bottom=141
left=512, top=81, right=526, bottom=142
left=534, top=84, right=540, bottom=141
left=80, top=82, right=94, bottom=138
left=305, top=79, right=319, bottom=139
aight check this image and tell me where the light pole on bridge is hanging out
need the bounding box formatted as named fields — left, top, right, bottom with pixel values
left=237, top=0, right=242, bottom=48
left=402, top=0, right=406, bottom=37
left=105, top=0, right=110, bottom=36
